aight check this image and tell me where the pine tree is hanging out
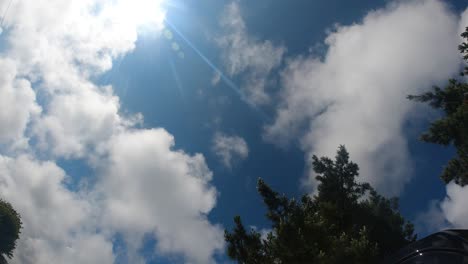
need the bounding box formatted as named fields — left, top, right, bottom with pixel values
left=408, top=27, right=468, bottom=185
left=225, top=146, right=415, bottom=264
left=0, top=199, right=22, bottom=264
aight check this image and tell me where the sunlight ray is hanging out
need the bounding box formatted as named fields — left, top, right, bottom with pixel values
left=165, top=20, right=245, bottom=99
left=165, top=20, right=269, bottom=120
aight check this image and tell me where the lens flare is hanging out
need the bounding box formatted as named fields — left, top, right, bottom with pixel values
left=114, top=0, right=166, bottom=30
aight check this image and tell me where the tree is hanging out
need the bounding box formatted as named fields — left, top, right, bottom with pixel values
left=225, top=146, right=415, bottom=264
left=0, top=199, right=22, bottom=264
left=408, top=27, right=468, bottom=185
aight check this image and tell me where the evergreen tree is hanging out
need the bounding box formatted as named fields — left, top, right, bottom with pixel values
left=408, top=27, right=468, bottom=185
left=0, top=199, right=22, bottom=264
left=225, top=146, right=415, bottom=264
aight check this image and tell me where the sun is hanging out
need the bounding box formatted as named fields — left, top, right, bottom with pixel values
left=115, top=0, right=166, bottom=31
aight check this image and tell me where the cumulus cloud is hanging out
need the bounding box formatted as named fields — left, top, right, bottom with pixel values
left=0, top=59, right=40, bottom=148
left=217, top=1, right=286, bottom=105
left=460, top=8, right=468, bottom=36
left=416, top=183, right=468, bottom=234
left=212, top=132, right=249, bottom=168
left=414, top=200, right=450, bottom=234
left=33, top=87, right=122, bottom=158
left=0, top=155, right=115, bottom=264
left=439, top=183, right=468, bottom=228
left=0, top=0, right=223, bottom=263
left=96, top=129, right=224, bottom=263
left=266, top=0, right=462, bottom=196
left=3, top=0, right=162, bottom=158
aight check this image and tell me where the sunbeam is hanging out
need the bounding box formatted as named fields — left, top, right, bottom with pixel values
left=165, top=20, right=269, bottom=120
left=165, top=20, right=244, bottom=99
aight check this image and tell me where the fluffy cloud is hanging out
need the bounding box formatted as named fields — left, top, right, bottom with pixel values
left=0, top=130, right=225, bottom=263
left=460, top=8, right=468, bottom=36
left=266, top=0, right=462, bottom=196
left=3, top=0, right=162, bottom=158
left=439, top=183, right=468, bottom=228
left=96, top=129, right=224, bottom=263
left=212, top=132, right=249, bottom=168
left=217, top=1, right=285, bottom=105
left=0, top=0, right=223, bottom=263
left=0, top=59, right=40, bottom=149
left=5, top=0, right=164, bottom=76
left=33, top=87, right=122, bottom=158
left=0, top=155, right=114, bottom=264
left=416, top=182, right=468, bottom=234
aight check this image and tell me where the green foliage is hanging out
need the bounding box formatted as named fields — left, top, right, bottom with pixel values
left=459, top=27, right=468, bottom=75
left=408, top=27, right=468, bottom=185
left=225, top=146, right=415, bottom=264
left=0, top=199, right=22, bottom=263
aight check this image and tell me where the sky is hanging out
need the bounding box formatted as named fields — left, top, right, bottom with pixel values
left=0, top=0, right=467, bottom=263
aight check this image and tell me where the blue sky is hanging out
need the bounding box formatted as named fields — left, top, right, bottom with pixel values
left=0, top=0, right=467, bottom=263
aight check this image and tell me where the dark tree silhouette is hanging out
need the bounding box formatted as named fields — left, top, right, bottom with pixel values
left=408, top=27, right=468, bottom=185
left=225, top=146, right=415, bottom=264
left=0, top=199, right=22, bottom=263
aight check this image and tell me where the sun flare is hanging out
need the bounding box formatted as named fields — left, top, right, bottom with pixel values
left=115, top=0, right=166, bottom=30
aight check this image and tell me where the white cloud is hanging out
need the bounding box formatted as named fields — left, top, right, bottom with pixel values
left=0, top=155, right=115, bottom=264
left=460, top=8, right=468, bottom=36
left=0, top=131, right=225, bottom=264
left=33, top=86, right=122, bottom=158
left=217, top=1, right=285, bottom=105
left=0, top=0, right=223, bottom=263
left=211, top=71, right=222, bottom=86
left=416, top=182, right=468, bottom=234
left=266, top=0, right=462, bottom=196
left=440, top=183, right=468, bottom=228
left=414, top=200, right=450, bottom=234
left=96, top=129, right=224, bottom=263
left=0, top=59, right=40, bottom=148
left=212, top=132, right=249, bottom=168
left=3, top=0, right=163, bottom=158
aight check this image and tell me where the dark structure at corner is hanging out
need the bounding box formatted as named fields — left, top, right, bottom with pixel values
left=384, top=229, right=468, bottom=264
